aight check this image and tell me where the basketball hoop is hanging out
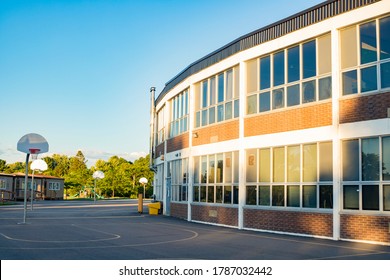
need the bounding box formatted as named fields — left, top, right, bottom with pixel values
left=29, top=148, right=40, bottom=160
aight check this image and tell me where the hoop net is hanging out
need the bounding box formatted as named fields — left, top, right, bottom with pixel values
left=29, top=148, right=40, bottom=160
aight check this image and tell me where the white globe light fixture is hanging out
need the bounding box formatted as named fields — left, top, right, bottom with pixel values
left=139, top=177, right=148, bottom=199
left=30, top=159, right=48, bottom=210
left=92, top=171, right=105, bottom=203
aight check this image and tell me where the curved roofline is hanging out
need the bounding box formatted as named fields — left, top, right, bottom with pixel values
left=155, top=0, right=380, bottom=104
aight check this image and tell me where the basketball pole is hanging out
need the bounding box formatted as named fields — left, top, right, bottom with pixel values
left=22, top=153, right=30, bottom=224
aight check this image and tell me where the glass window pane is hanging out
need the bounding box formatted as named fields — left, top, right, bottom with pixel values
left=259, top=91, right=271, bottom=112
left=225, top=152, right=232, bottom=183
left=343, top=185, right=359, bottom=210
left=194, top=185, right=199, bottom=202
left=195, top=111, right=200, bottom=128
left=287, top=185, right=300, bottom=207
left=225, top=101, right=232, bottom=120
left=362, top=137, right=379, bottom=181
left=273, top=147, right=285, bottom=182
left=319, top=76, right=332, bottom=100
left=287, top=84, right=300, bottom=107
left=380, top=62, right=390, bottom=89
left=303, top=185, right=317, bottom=208
left=320, top=185, right=333, bottom=209
left=341, top=26, right=358, bottom=69
left=202, top=81, right=208, bottom=108
left=380, top=16, right=390, bottom=60
left=303, top=80, right=316, bottom=103
left=259, top=148, right=270, bottom=182
left=288, top=46, right=300, bottom=82
left=210, top=77, right=216, bottom=105
left=272, top=185, right=284, bottom=206
left=233, top=186, right=239, bottom=204
left=319, top=142, right=333, bottom=181
left=234, top=65, right=239, bottom=98
left=217, top=154, right=223, bottom=183
left=259, top=186, right=270, bottom=206
left=360, top=21, right=377, bottom=64
left=209, top=106, right=216, bottom=124
left=200, top=185, right=206, bottom=202
left=216, top=185, right=223, bottom=203
left=342, top=139, right=359, bottom=181
left=209, top=155, right=215, bottom=183
left=318, top=33, right=331, bottom=75
left=234, top=151, right=239, bottom=183
left=246, top=186, right=257, bottom=205
left=362, top=185, right=379, bottom=210
left=303, top=40, right=316, bottom=78
left=224, top=186, right=232, bottom=204
left=201, top=109, right=208, bottom=126
left=201, top=156, right=207, bottom=183
left=384, top=185, right=390, bottom=211
left=194, top=157, right=199, bottom=184
left=272, top=88, right=285, bottom=110
left=287, top=145, right=300, bottom=182
left=273, top=51, right=285, bottom=86
left=361, top=66, right=378, bottom=93
left=247, top=95, right=257, bottom=115
left=303, top=144, right=317, bottom=182
left=234, top=99, right=239, bottom=118
left=382, top=137, right=390, bottom=180
left=217, top=104, right=224, bottom=122
left=226, top=70, right=233, bottom=101
left=246, top=149, right=257, bottom=182
left=342, top=70, right=358, bottom=95
left=207, top=186, right=214, bottom=203
left=218, top=73, right=224, bottom=103
left=248, top=58, right=259, bottom=93
left=260, top=55, right=271, bottom=90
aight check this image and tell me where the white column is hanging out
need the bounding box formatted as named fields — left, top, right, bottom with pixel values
left=238, top=60, right=247, bottom=229
left=188, top=84, right=195, bottom=221
left=331, top=27, right=341, bottom=241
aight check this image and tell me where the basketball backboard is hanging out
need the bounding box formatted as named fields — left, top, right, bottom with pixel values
left=17, top=133, right=49, bottom=154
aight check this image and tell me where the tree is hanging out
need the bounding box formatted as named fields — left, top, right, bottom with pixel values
left=0, top=159, right=6, bottom=172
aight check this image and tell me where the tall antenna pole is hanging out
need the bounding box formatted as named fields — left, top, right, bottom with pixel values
left=149, top=87, right=156, bottom=169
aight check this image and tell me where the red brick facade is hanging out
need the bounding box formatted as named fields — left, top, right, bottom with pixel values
left=340, top=214, right=390, bottom=244
left=243, top=209, right=333, bottom=237
left=170, top=202, right=188, bottom=220
left=155, top=142, right=165, bottom=159
left=339, top=91, right=390, bottom=124
left=167, top=132, right=189, bottom=153
left=191, top=204, right=238, bottom=227
left=193, top=120, right=239, bottom=146
left=244, top=102, right=332, bottom=137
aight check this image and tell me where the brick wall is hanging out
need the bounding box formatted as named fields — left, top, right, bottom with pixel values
left=155, top=143, right=165, bottom=159
left=193, top=120, right=239, bottom=146
left=167, top=133, right=189, bottom=153
left=339, top=91, right=390, bottom=124
left=243, top=209, right=333, bottom=237
left=170, top=202, right=188, bottom=220
left=244, top=102, right=332, bottom=137
left=340, top=214, right=390, bottom=244
left=191, top=204, right=238, bottom=227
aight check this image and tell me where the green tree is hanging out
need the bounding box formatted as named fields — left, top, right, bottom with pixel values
left=0, top=159, right=6, bottom=172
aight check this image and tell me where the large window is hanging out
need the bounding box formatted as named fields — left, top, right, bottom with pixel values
left=245, top=142, right=333, bottom=209
left=193, top=151, right=239, bottom=204
left=169, top=89, right=189, bottom=138
left=171, top=159, right=188, bottom=202
left=195, top=66, right=240, bottom=128
left=340, top=15, right=390, bottom=95
left=156, top=107, right=165, bottom=145
left=0, top=179, right=7, bottom=190
left=342, top=136, right=390, bottom=211
left=246, top=33, right=332, bottom=115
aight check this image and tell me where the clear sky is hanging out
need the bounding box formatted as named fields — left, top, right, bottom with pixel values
left=0, top=0, right=323, bottom=166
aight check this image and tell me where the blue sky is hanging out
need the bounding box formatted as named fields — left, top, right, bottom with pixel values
left=0, top=0, right=322, bottom=166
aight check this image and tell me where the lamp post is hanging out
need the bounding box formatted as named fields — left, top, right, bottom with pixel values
left=17, top=133, right=49, bottom=224
left=139, top=177, right=148, bottom=200
left=30, top=159, right=48, bottom=210
left=92, top=171, right=104, bottom=204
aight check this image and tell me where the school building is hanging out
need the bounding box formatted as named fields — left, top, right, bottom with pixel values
left=149, top=0, right=390, bottom=245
